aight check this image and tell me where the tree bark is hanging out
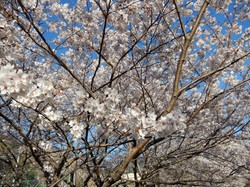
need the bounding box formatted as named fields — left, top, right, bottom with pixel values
left=102, top=137, right=151, bottom=187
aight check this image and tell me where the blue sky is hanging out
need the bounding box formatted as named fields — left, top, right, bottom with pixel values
left=43, top=0, right=249, bottom=71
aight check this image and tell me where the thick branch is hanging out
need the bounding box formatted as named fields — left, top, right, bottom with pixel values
left=158, top=0, right=209, bottom=119
left=102, top=137, right=151, bottom=187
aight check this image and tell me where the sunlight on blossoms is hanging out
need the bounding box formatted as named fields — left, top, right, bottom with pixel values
left=68, top=119, right=84, bottom=140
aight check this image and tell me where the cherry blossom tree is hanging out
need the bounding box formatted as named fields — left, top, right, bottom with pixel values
left=0, top=0, right=249, bottom=186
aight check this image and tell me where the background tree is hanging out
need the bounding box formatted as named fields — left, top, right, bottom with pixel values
left=0, top=0, right=249, bottom=186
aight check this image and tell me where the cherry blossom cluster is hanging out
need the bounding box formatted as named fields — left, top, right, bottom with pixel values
left=0, top=64, right=33, bottom=97
left=0, top=64, right=54, bottom=108
left=82, top=89, right=187, bottom=139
